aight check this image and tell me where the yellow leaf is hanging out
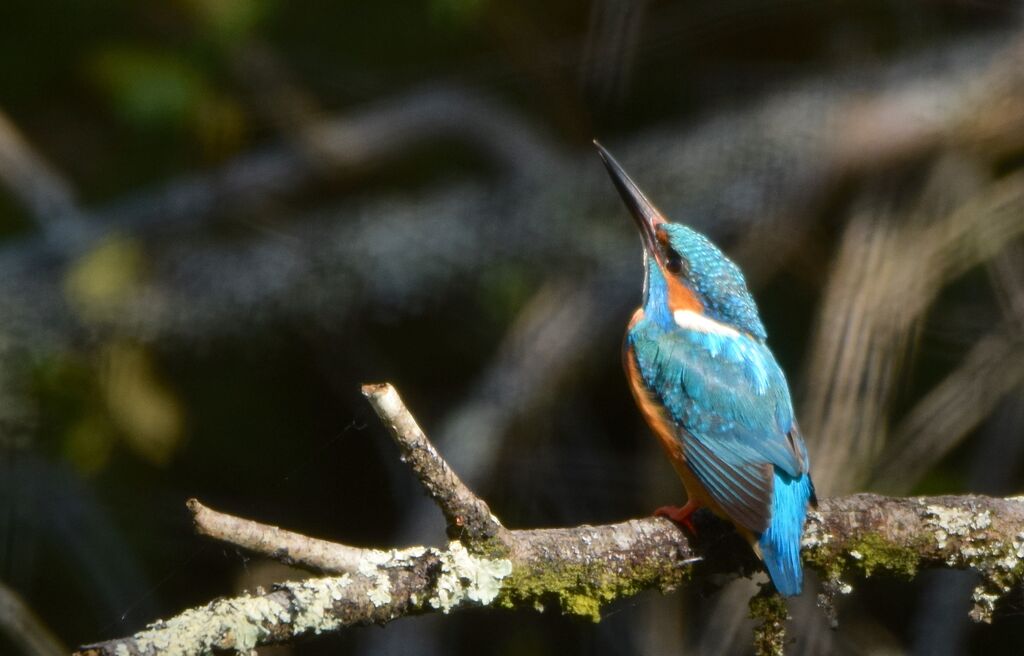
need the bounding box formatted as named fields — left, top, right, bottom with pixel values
left=101, top=342, right=184, bottom=466
left=64, top=236, right=144, bottom=322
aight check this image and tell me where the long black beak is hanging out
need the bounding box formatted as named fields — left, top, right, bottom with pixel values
left=593, top=140, right=665, bottom=254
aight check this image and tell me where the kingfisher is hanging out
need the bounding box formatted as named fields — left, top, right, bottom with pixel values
left=596, top=141, right=815, bottom=596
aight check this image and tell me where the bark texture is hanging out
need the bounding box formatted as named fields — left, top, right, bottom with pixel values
left=74, top=385, right=1024, bottom=656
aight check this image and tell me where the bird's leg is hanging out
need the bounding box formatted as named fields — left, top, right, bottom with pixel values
left=654, top=499, right=700, bottom=534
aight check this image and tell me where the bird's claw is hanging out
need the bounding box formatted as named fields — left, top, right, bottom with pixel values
left=654, top=503, right=699, bottom=534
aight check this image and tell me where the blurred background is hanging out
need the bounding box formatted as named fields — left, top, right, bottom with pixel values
left=1, top=1, right=1023, bottom=654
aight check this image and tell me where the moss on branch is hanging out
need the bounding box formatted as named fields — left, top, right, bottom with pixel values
left=75, top=391, right=1024, bottom=656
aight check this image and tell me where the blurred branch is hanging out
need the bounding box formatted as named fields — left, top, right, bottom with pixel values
left=0, top=107, right=88, bottom=245
left=869, top=238, right=1024, bottom=492
left=437, top=277, right=612, bottom=482
left=75, top=383, right=1024, bottom=656
left=803, top=167, right=1024, bottom=495
left=871, top=326, right=1024, bottom=492
left=989, top=242, right=1024, bottom=324
left=94, top=85, right=562, bottom=237
left=0, top=579, right=66, bottom=656
left=0, top=31, right=1020, bottom=357
left=0, top=454, right=158, bottom=625
left=800, top=212, right=909, bottom=494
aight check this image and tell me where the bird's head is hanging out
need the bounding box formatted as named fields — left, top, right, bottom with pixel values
left=595, top=141, right=766, bottom=340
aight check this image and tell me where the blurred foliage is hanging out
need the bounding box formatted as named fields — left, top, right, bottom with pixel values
left=100, top=341, right=184, bottom=466
left=181, top=0, right=271, bottom=44
left=88, top=47, right=209, bottom=130
left=64, top=236, right=145, bottom=321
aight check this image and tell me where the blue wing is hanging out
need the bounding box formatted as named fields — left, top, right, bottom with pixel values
left=629, top=322, right=810, bottom=534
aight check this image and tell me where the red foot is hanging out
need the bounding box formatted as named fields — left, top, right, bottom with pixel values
left=654, top=500, right=700, bottom=534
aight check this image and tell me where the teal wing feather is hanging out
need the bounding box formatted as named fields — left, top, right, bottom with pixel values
left=629, top=323, right=809, bottom=533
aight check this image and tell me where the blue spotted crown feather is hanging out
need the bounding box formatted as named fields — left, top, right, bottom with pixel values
left=659, top=224, right=766, bottom=340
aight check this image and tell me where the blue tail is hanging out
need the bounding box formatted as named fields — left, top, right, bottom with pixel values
left=758, top=470, right=814, bottom=596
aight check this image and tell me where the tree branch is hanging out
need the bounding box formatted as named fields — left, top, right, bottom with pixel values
left=187, top=498, right=375, bottom=574
left=361, top=383, right=506, bottom=544
left=74, top=385, right=1024, bottom=656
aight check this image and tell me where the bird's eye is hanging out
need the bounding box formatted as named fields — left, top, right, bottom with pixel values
left=665, top=250, right=684, bottom=275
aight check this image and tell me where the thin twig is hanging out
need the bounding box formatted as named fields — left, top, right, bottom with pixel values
left=361, top=383, right=506, bottom=544
left=187, top=498, right=376, bottom=574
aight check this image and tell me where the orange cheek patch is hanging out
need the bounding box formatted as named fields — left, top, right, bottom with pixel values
left=664, top=272, right=703, bottom=313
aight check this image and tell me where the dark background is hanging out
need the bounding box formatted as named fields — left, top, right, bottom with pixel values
left=1, top=1, right=1023, bottom=654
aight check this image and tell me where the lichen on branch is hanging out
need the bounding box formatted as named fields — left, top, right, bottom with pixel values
left=75, top=385, right=1024, bottom=656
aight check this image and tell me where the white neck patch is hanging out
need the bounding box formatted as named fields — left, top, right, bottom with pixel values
left=673, top=309, right=739, bottom=337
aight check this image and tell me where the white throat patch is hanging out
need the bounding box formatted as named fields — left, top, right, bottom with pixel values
left=673, top=309, right=739, bottom=337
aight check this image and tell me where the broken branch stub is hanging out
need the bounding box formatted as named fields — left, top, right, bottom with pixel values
left=361, top=383, right=507, bottom=545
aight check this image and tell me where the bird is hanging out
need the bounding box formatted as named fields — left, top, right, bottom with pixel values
left=595, top=141, right=816, bottom=596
